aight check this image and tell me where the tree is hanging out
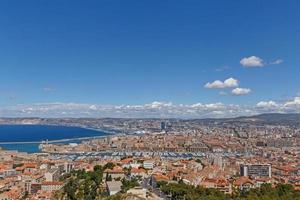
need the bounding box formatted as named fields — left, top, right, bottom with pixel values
left=64, top=178, right=78, bottom=200
left=153, top=181, right=300, bottom=200
left=94, top=165, right=103, bottom=172
left=121, top=178, right=139, bottom=192
left=106, top=175, right=112, bottom=181
left=62, top=166, right=106, bottom=199
left=104, top=162, right=115, bottom=170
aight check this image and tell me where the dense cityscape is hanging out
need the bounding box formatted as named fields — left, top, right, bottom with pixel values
left=0, top=114, right=299, bottom=199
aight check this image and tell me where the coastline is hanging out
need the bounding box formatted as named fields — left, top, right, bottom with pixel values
left=0, top=134, right=110, bottom=145
left=0, top=124, right=119, bottom=153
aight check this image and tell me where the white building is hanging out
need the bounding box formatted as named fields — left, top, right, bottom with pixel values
left=41, top=181, right=63, bottom=191
left=143, top=160, right=155, bottom=169
left=240, top=164, right=272, bottom=178
left=106, top=181, right=122, bottom=195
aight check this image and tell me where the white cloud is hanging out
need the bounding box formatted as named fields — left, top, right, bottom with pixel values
left=144, top=101, right=172, bottom=109
left=256, top=101, right=278, bottom=108
left=231, top=88, right=251, bottom=96
left=270, top=59, right=283, bottom=65
left=204, top=80, right=224, bottom=88
left=204, top=77, right=239, bottom=89
left=1, top=94, right=300, bottom=118
left=284, top=97, right=300, bottom=107
left=0, top=101, right=246, bottom=118
left=240, top=56, right=283, bottom=67
left=240, top=56, right=264, bottom=67
left=255, top=95, right=300, bottom=113
left=89, top=105, right=97, bottom=110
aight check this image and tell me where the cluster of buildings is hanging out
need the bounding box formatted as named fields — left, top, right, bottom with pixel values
left=0, top=118, right=299, bottom=199
left=0, top=151, right=72, bottom=199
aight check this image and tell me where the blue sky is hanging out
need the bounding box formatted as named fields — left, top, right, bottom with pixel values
left=0, top=1, right=300, bottom=117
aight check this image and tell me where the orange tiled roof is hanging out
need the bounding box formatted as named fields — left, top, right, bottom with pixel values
left=120, top=158, right=133, bottom=164
left=24, top=163, right=37, bottom=169
left=274, top=165, right=297, bottom=172
left=131, top=168, right=146, bottom=174
left=234, top=176, right=254, bottom=186
left=153, top=174, right=169, bottom=182
left=295, top=186, right=300, bottom=191
left=42, top=181, right=63, bottom=186
left=15, top=166, right=24, bottom=171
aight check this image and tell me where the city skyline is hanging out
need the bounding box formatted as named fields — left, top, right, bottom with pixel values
left=1, top=1, right=300, bottom=118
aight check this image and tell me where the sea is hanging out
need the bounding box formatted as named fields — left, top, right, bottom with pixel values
left=0, top=125, right=110, bottom=153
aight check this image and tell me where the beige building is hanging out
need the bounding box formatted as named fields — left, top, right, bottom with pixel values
left=44, top=169, right=60, bottom=182
left=41, top=181, right=63, bottom=191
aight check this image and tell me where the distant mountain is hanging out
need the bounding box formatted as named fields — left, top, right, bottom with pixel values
left=234, top=113, right=300, bottom=124
left=187, top=113, right=300, bottom=127
left=198, top=113, right=300, bottom=126
left=0, top=113, right=300, bottom=127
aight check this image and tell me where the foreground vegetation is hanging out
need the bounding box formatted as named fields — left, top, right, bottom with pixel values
left=54, top=163, right=300, bottom=200
left=157, top=181, right=300, bottom=200
left=55, top=163, right=139, bottom=200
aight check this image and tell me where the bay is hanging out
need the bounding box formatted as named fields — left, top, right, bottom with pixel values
left=0, top=125, right=109, bottom=153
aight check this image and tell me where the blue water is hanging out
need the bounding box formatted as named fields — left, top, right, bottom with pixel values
left=0, top=125, right=109, bottom=153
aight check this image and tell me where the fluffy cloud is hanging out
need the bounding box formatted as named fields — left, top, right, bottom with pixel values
left=204, top=77, right=239, bottom=89
left=0, top=102, right=245, bottom=118
left=240, top=56, right=283, bottom=67
left=240, top=56, right=264, bottom=67
left=255, top=96, right=300, bottom=113
left=256, top=101, right=278, bottom=108
left=1, top=95, right=300, bottom=118
left=255, top=101, right=280, bottom=113
left=231, top=88, right=251, bottom=96
left=284, top=97, right=300, bottom=107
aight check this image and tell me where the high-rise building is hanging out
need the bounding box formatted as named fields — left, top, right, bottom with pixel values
left=240, top=164, right=271, bottom=178
left=161, top=121, right=166, bottom=131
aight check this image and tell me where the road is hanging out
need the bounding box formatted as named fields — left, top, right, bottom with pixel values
left=141, top=177, right=170, bottom=200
